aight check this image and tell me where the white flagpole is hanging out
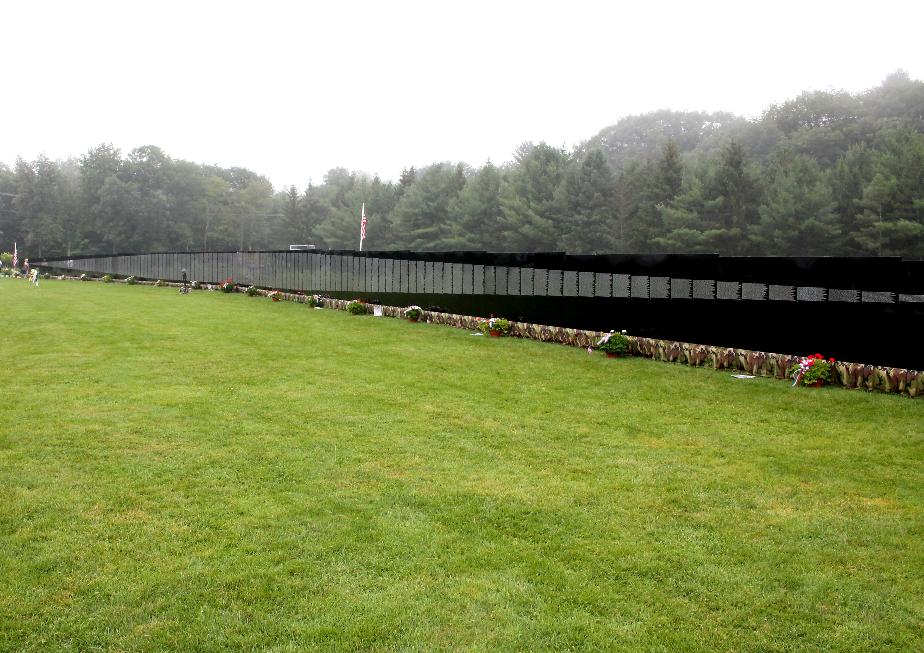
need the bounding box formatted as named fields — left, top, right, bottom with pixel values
left=360, top=203, right=364, bottom=251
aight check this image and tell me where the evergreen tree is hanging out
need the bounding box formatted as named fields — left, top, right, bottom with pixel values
left=626, top=140, right=684, bottom=252
left=829, top=144, right=875, bottom=254
left=652, top=172, right=716, bottom=253
left=701, top=141, right=761, bottom=254
left=559, top=150, right=617, bottom=253
left=499, top=142, right=569, bottom=251
left=397, top=167, right=416, bottom=199
left=440, top=161, right=502, bottom=250
left=390, top=163, right=465, bottom=249
left=752, top=153, right=839, bottom=255
left=363, top=175, right=398, bottom=249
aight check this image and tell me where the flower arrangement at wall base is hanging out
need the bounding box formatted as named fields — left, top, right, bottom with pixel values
left=245, top=285, right=260, bottom=297
left=268, top=290, right=282, bottom=302
left=219, top=278, right=234, bottom=293
left=791, top=354, right=835, bottom=387
left=80, top=273, right=90, bottom=281
left=596, top=330, right=629, bottom=358
left=346, top=299, right=367, bottom=315
left=403, top=305, right=423, bottom=322
left=126, top=275, right=137, bottom=285
left=102, top=274, right=113, bottom=283
left=155, top=279, right=165, bottom=287
left=190, top=280, right=201, bottom=290
left=479, top=317, right=511, bottom=337
left=307, top=294, right=324, bottom=308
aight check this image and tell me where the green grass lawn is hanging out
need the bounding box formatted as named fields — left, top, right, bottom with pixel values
left=1, top=278, right=922, bottom=652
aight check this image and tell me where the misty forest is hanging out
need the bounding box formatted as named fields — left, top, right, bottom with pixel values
left=2, top=72, right=923, bottom=259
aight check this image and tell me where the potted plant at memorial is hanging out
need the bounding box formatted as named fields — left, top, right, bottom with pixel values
left=80, top=273, right=90, bottom=281
left=346, top=299, right=367, bottom=315
left=246, top=285, right=260, bottom=297
left=155, top=279, right=165, bottom=287
left=404, top=305, right=423, bottom=322
left=479, top=316, right=511, bottom=337
left=102, top=274, right=113, bottom=283
left=268, top=290, right=282, bottom=301
left=220, top=277, right=234, bottom=293
left=126, top=275, right=137, bottom=285
left=190, top=280, right=201, bottom=289
left=308, top=294, right=324, bottom=308
left=791, top=353, right=835, bottom=387
left=597, top=330, right=629, bottom=358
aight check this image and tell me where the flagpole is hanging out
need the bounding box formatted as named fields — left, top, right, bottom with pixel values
left=359, top=203, right=364, bottom=251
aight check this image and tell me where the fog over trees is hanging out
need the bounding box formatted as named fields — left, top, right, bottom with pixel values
left=2, top=72, right=923, bottom=258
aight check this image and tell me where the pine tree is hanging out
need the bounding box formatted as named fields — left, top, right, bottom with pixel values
left=390, top=164, right=465, bottom=250
left=701, top=141, right=760, bottom=254
left=752, top=153, right=839, bottom=255
left=559, top=150, right=617, bottom=253
left=440, top=161, right=502, bottom=250
left=499, top=142, right=569, bottom=251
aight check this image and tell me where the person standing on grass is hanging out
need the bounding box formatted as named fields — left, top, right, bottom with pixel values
left=22, top=258, right=30, bottom=278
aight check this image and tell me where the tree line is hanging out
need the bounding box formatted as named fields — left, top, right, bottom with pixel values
left=2, top=71, right=923, bottom=259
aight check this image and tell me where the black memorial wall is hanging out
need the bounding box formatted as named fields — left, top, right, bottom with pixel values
left=34, top=250, right=924, bottom=369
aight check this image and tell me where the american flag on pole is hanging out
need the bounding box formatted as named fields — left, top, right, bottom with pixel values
left=360, top=203, right=367, bottom=251
left=12, top=242, right=17, bottom=268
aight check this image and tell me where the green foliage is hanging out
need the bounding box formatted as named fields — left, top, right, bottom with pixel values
left=390, top=163, right=465, bottom=250
left=597, top=331, right=629, bottom=354
left=246, top=285, right=260, bottom=297
left=499, top=143, right=569, bottom=251
left=155, top=279, right=164, bottom=287
left=102, top=274, right=113, bottom=283
left=125, top=275, right=136, bottom=285
left=0, top=252, right=12, bottom=268
left=578, top=109, right=747, bottom=171
left=559, top=150, right=617, bottom=253
left=478, top=316, right=510, bottom=335
left=440, top=162, right=502, bottom=250
left=752, top=153, right=840, bottom=254
left=791, top=354, right=835, bottom=386
left=346, top=299, right=367, bottom=315
left=220, top=278, right=234, bottom=293
left=403, top=305, right=422, bottom=320
left=702, top=141, right=761, bottom=255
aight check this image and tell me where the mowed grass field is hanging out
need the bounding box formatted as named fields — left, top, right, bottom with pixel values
left=1, top=278, right=922, bottom=652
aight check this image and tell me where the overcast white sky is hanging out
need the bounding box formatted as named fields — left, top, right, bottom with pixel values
left=2, top=0, right=921, bottom=190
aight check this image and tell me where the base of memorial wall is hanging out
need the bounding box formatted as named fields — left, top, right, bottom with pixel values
left=50, top=275, right=924, bottom=398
